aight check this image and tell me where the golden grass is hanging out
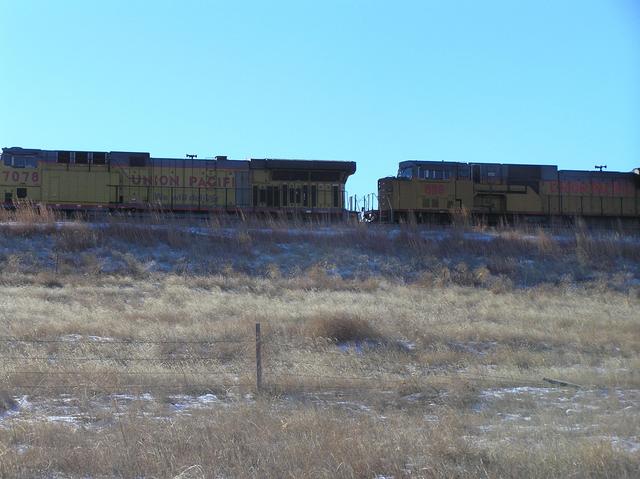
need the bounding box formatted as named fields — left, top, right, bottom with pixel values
left=0, top=275, right=638, bottom=389
left=0, top=211, right=638, bottom=476
left=0, top=279, right=637, bottom=476
left=1, top=403, right=638, bottom=478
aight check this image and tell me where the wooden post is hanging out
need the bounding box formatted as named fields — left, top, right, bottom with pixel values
left=255, top=323, right=262, bottom=392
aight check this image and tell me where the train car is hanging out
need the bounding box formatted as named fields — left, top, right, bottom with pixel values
left=0, top=147, right=356, bottom=216
left=376, top=160, right=640, bottom=224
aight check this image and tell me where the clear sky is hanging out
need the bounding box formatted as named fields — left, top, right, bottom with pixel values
left=1, top=0, right=639, bottom=197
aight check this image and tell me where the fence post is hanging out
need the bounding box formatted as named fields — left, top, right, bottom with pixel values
left=255, top=323, right=262, bottom=392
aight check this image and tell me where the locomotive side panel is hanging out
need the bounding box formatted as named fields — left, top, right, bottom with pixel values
left=2, top=147, right=356, bottom=216
left=118, top=162, right=241, bottom=210
left=42, top=168, right=112, bottom=205
left=250, top=159, right=355, bottom=211
left=377, top=160, right=639, bottom=223
left=547, top=171, right=639, bottom=217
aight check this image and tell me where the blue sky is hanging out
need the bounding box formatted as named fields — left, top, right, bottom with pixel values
left=1, top=0, right=638, bottom=197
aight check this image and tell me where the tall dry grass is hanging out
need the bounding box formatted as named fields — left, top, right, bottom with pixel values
left=0, top=402, right=637, bottom=478
left=0, top=207, right=639, bottom=477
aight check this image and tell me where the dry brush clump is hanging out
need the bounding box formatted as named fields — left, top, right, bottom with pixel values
left=301, top=313, right=382, bottom=342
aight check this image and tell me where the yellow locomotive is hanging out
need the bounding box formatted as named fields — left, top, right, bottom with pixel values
left=1, top=147, right=356, bottom=216
left=377, top=160, right=640, bottom=224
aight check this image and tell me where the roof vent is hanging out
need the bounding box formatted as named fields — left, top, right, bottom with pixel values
left=215, top=155, right=228, bottom=161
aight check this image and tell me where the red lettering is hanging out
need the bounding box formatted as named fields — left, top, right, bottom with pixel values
left=32, top=172, right=38, bottom=183
left=423, top=184, right=445, bottom=195
left=2, top=171, right=8, bottom=181
left=11, top=172, right=19, bottom=182
left=189, top=176, right=197, bottom=186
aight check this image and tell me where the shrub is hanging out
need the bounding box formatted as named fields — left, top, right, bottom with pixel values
left=304, top=314, right=381, bottom=342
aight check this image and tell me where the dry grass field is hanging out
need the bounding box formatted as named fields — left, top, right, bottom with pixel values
left=0, top=206, right=639, bottom=477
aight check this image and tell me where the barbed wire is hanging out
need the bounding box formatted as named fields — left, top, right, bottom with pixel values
left=0, top=367, right=547, bottom=386
left=0, top=336, right=250, bottom=345
left=4, top=383, right=242, bottom=391
left=1, top=369, right=249, bottom=376
left=0, top=356, right=238, bottom=362
left=0, top=334, right=562, bottom=393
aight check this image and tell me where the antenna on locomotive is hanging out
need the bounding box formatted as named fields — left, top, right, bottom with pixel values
left=595, top=165, right=607, bottom=172
left=186, top=154, right=197, bottom=159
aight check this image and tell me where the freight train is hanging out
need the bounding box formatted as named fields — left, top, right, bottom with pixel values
left=0, top=147, right=356, bottom=217
left=2, top=146, right=639, bottom=225
left=374, top=160, right=640, bottom=225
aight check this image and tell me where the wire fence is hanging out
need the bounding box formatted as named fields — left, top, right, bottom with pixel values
left=0, top=324, right=560, bottom=395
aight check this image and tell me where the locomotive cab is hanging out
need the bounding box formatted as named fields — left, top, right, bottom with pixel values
left=1, top=147, right=44, bottom=204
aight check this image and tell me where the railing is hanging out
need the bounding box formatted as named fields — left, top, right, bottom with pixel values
left=347, top=193, right=379, bottom=216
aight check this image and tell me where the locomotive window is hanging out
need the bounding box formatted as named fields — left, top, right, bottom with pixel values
left=295, top=188, right=301, bottom=204
left=2, top=155, right=37, bottom=168
left=265, top=187, right=271, bottom=207
left=272, top=170, right=308, bottom=181
left=274, top=187, right=280, bottom=207
left=310, top=171, right=340, bottom=182
left=311, top=185, right=317, bottom=207
left=75, top=152, right=88, bottom=164
left=332, top=185, right=339, bottom=208
left=473, top=165, right=480, bottom=182
left=457, top=165, right=470, bottom=179
left=398, top=168, right=413, bottom=179
left=17, top=188, right=27, bottom=199
left=302, top=185, right=308, bottom=207
left=92, top=152, right=107, bottom=165
left=253, top=186, right=258, bottom=206
left=290, top=188, right=296, bottom=204
left=266, top=187, right=274, bottom=207
left=423, top=169, right=451, bottom=180
left=259, top=188, right=266, bottom=204
left=129, top=157, right=147, bottom=167
left=57, top=151, right=71, bottom=164
left=4, top=192, right=12, bottom=202
left=282, top=185, right=288, bottom=206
